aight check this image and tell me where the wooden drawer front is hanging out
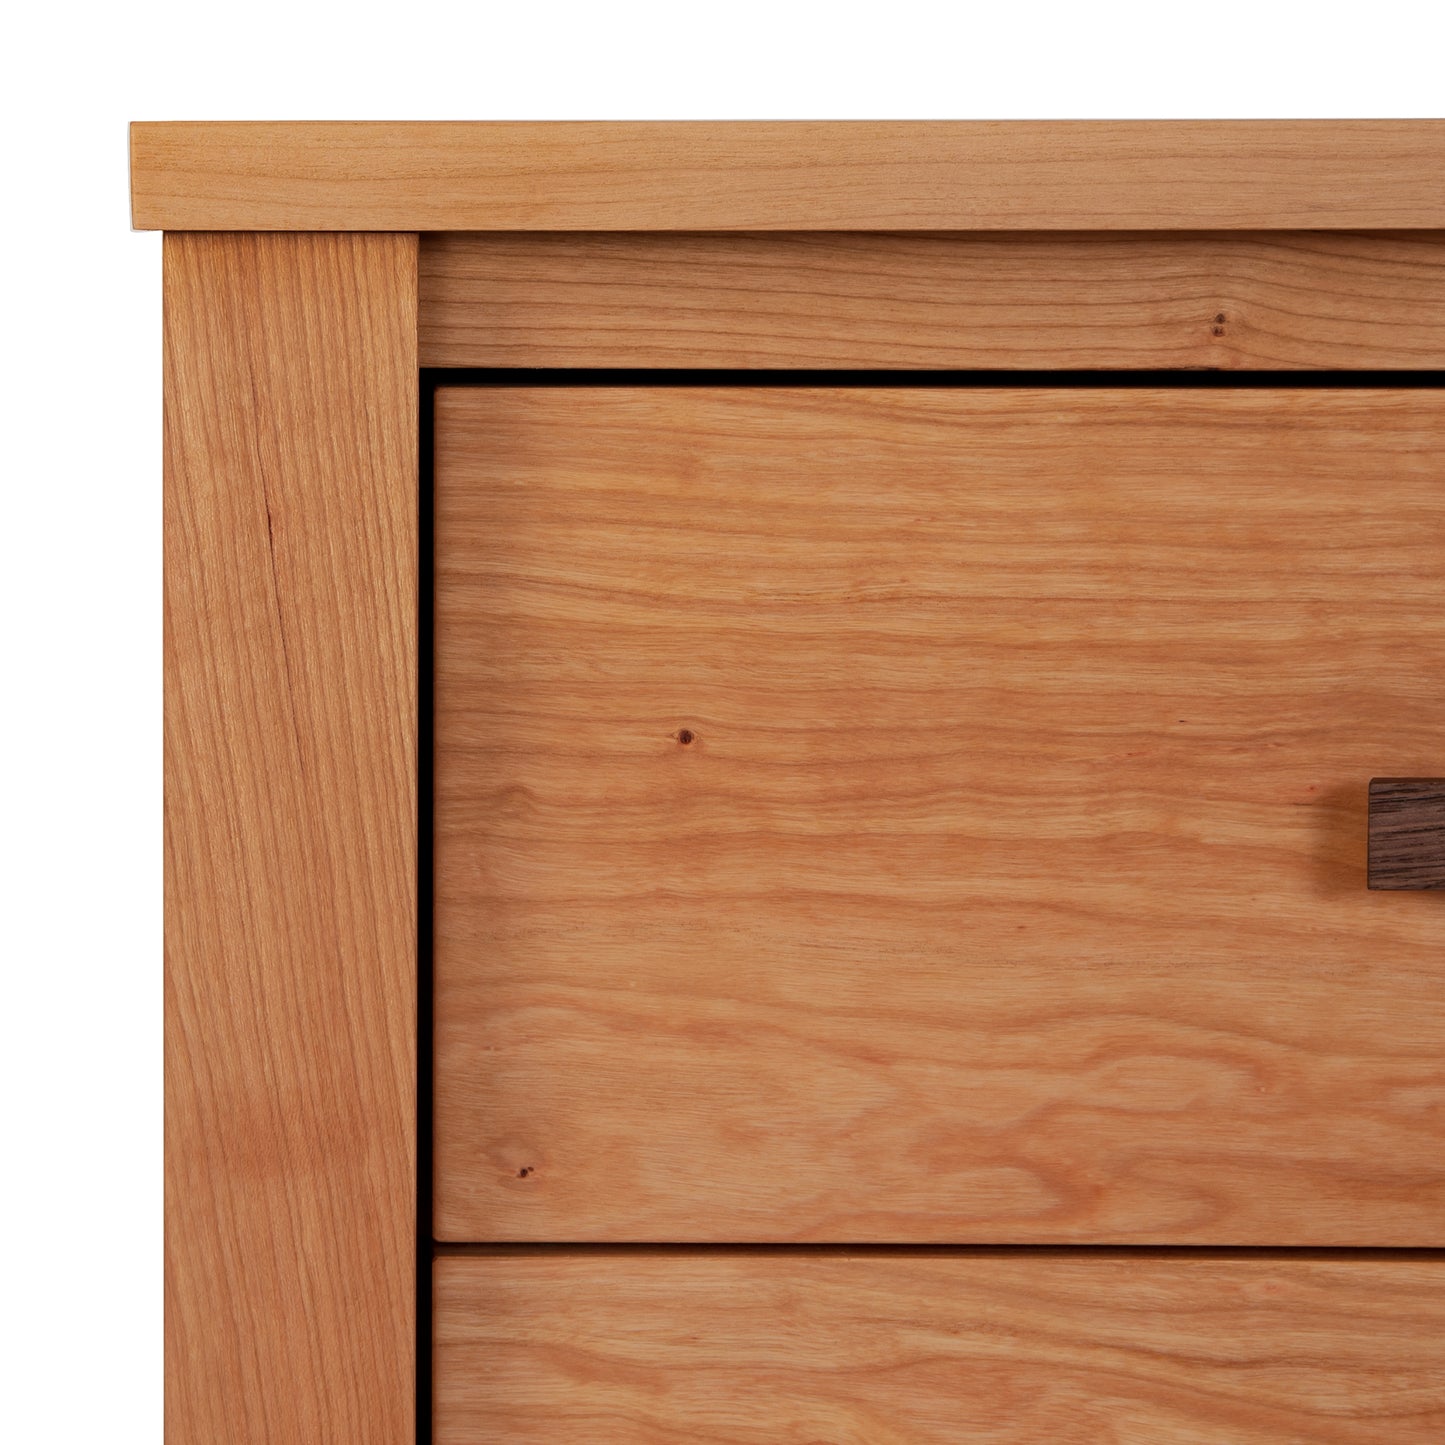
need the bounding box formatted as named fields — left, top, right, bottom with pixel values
left=433, top=1253, right=1445, bottom=1442
left=434, top=385, right=1445, bottom=1243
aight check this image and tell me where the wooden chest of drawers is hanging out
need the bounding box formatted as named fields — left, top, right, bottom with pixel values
left=142, top=121, right=1445, bottom=1442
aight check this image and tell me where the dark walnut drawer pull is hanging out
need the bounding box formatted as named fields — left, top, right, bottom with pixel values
left=1368, top=778, right=1445, bottom=890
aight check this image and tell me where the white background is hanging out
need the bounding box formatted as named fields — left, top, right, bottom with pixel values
left=3, top=2, right=1441, bottom=1438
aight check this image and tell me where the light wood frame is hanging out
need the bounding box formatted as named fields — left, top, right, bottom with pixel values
left=139, top=121, right=1445, bottom=1443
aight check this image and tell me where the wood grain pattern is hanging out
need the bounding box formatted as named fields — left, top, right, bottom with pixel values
left=420, top=231, right=1445, bottom=370
left=433, top=385, right=1445, bottom=1245
left=434, top=1252, right=1445, bottom=1443
left=1370, top=779, right=1445, bottom=889
left=165, top=232, right=418, bottom=1442
left=131, top=121, right=1445, bottom=232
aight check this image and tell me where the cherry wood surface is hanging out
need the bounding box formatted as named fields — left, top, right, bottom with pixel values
left=132, top=121, right=1445, bottom=232
left=420, top=231, right=1445, bottom=370
left=433, top=384, right=1445, bottom=1245
left=146, top=120, right=1445, bottom=1439
left=434, top=1251, right=1445, bottom=1443
left=165, top=232, right=418, bottom=1443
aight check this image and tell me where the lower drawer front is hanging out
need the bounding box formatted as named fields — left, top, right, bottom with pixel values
left=433, top=1254, right=1445, bottom=1443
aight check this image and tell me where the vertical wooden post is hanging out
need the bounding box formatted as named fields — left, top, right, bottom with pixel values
left=164, top=232, right=418, bottom=1442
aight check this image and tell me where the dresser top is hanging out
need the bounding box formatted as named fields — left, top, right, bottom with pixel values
left=131, top=120, right=1445, bottom=232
